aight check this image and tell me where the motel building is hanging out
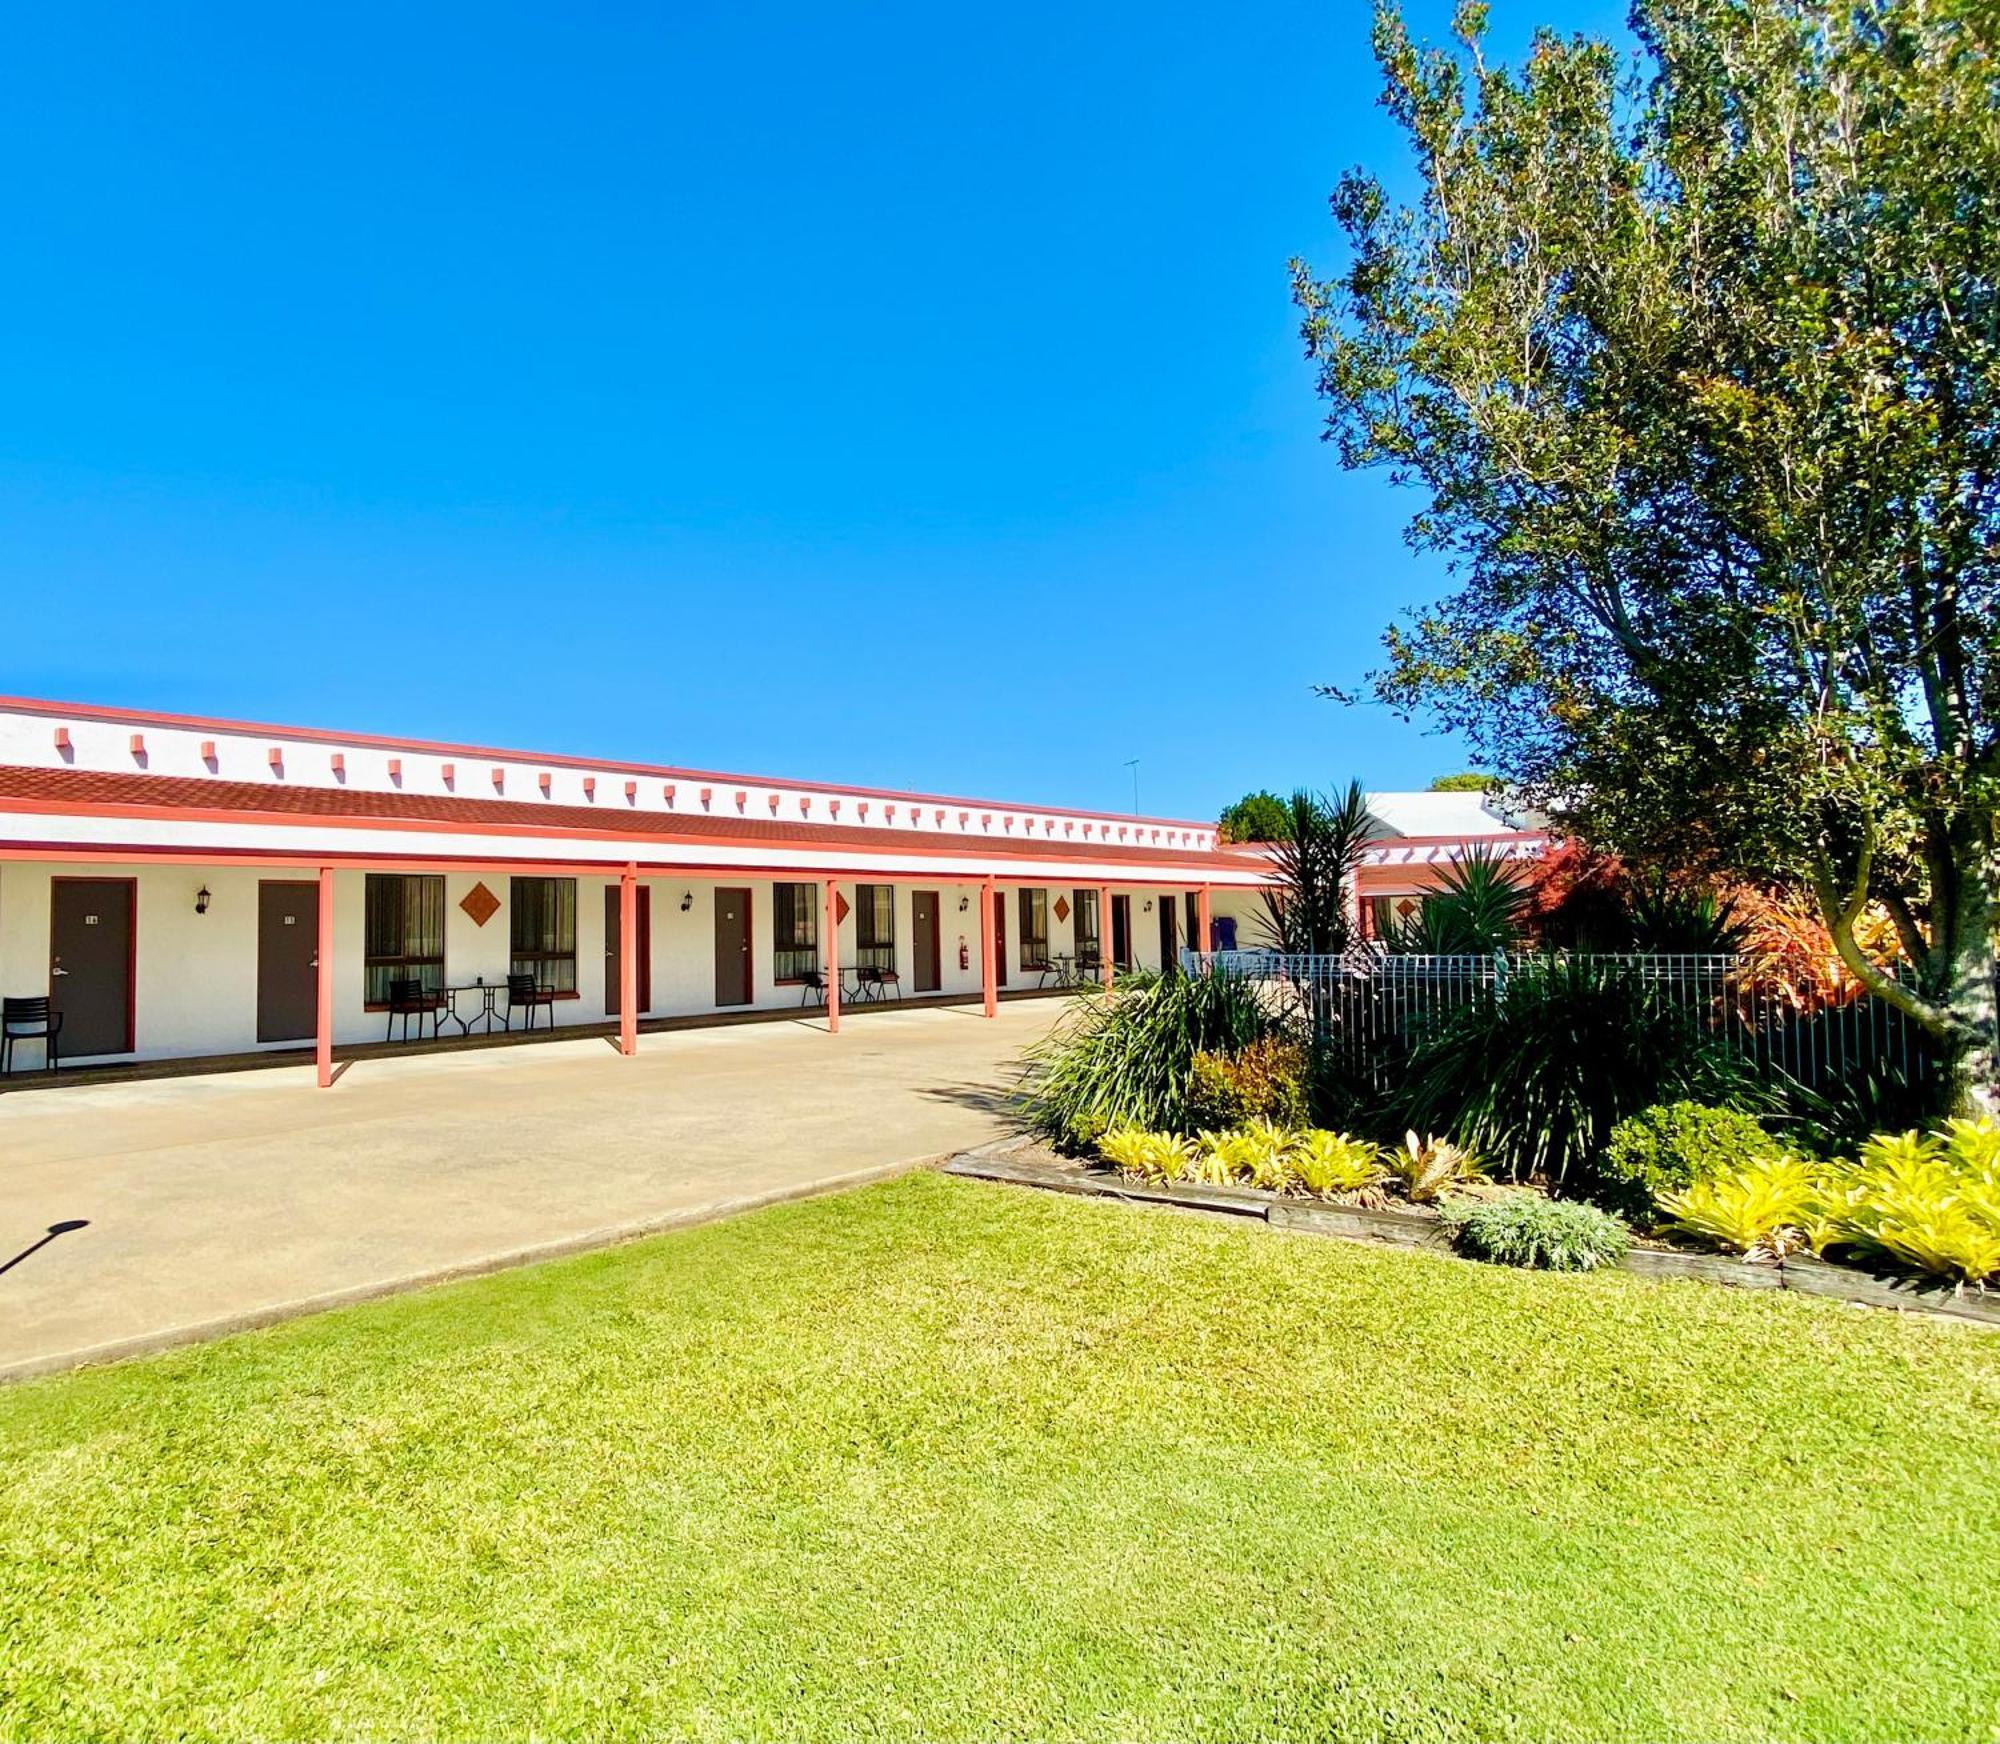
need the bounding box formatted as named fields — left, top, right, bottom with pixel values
left=0, top=698, right=1282, bottom=1086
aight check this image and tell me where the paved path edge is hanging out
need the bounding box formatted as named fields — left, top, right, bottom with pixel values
left=3, top=1133, right=1037, bottom=1386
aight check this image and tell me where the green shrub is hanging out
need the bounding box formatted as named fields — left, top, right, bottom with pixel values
left=1396, top=955, right=1766, bottom=1187
left=1600, top=1101, right=1779, bottom=1217
left=1440, top=1194, right=1632, bottom=1272
left=1187, top=1036, right=1308, bottom=1129
left=1023, top=968, right=1274, bottom=1148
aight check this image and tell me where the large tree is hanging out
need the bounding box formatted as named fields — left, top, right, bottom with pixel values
left=1293, top=0, right=2000, bottom=1107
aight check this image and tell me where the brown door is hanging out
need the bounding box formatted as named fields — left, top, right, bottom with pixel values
left=912, top=890, right=941, bottom=993
left=605, top=885, right=653, bottom=1016
left=1185, top=891, right=1200, bottom=955
left=50, top=877, right=135, bottom=1057
left=257, top=880, right=320, bottom=1043
left=713, top=887, right=752, bottom=1006
left=1111, top=895, right=1132, bottom=970
left=1157, top=892, right=1178, bottom=973
left=992, top=890, right=1008, bottom=986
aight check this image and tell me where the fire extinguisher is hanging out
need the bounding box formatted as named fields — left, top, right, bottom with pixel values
left=958, top=936, right=970, bottom=972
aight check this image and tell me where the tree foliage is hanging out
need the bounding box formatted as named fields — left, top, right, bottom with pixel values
left=1429, top=771, right=1497, bottom=792
left=1218, top=789, right=1294, bottom=843
left=1293, top=0, right=2000, bottom=1104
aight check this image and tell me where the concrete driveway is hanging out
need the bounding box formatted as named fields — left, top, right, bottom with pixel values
left=0, top=999, right=1062, bottom=1380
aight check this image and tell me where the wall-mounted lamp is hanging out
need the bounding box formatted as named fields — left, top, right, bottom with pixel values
left=1143, top=898, right=1154, bottom=912
left=195, top=885, right=212, bottom=916
left=679, top=891, right=693, bottom=912
left=958, top=896, right=970, bottom=912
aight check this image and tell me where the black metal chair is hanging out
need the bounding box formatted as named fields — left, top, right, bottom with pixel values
left=505, top=973, right=556, bottom=1031
left=385, top=977, right=443, bottom=1042
left=797, top=968, right=830, bottom=1006
left=872, top=965, right=902, bottom=1000
left=1, top=996, right=61, bottom=1073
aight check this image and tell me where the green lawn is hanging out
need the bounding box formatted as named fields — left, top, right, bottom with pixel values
left=3, top=1173, right=1997, bottom=1742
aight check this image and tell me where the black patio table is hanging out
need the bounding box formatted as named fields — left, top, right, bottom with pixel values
left=440, top=980, right=507, bottom=1036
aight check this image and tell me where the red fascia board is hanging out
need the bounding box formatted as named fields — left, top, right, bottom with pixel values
left=0, top=693, right=1211, bottom=832
left=0, top=794, right=1253, bottom=876
left=0, top=766, right=1242, bottom=871
left=0, top=840, right=1259, bottom=889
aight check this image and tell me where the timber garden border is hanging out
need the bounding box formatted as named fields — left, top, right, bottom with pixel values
left=944, top=1143, right=2000, bottom=1330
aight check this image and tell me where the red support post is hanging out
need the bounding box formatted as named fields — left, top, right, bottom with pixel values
left=1099, top=884, right=1114, bottom=990
left=1197, top=885, right=1212, bottom=958
left=315, top=865, right=335, bottom=1088
left=618, top=867, right=639, bottom=1057
left=825, top=878, right=841, bottom=1034
left=980, top=878, right=997, bottom=1017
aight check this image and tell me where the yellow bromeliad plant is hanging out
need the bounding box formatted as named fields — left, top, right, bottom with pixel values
left=1825, top=1121, right=2000, bottom=1285
left=1193, top=1122, right=1295, bottom=1191
left=1661, top=1154, right=1825, bottom=1261
left=1941, top=1117, right=2000, bottom=1183
left=1097, top=1126, right=1191, bottom=1185
left=1289, top=1130, right=1390, bottom=1201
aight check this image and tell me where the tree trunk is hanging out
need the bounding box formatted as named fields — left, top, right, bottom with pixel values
left=1937, top=934, right=1999, bottom=1120
left=1931, top=836, right=1998, bottom=1119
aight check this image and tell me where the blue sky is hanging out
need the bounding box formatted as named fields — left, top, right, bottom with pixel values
left=1, top=0, right=1626, bottom=821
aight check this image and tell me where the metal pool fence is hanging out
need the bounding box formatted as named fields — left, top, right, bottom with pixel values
left=1179, top=949, right=1941, bottom=1101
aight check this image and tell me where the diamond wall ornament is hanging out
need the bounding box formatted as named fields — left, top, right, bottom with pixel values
left=460, top=881, right=501, bottom=928
left=834, top=890, right=851, bottom=925
left=1053, top=895, right=1070, bottom=923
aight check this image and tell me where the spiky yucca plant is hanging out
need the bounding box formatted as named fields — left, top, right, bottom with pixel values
left=1385, top=844, right=1529, bottom=954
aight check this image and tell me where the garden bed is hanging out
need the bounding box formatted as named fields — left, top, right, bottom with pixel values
left=946, top=1142, right=2000, bottom=1328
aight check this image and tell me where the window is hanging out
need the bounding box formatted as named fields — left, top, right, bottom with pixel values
left=510, top=876, right=578, bottom=994
left=363, top=874, right=445, bottom=1006
left=1072, top=887, right=1100, bottom=962
left=1367, top=895, right=1397, bottom=942
left=855, top=882, right=896, bottom=971
left=1017, top=888, right=1050, bottom=970
left=773, top=882, right=819, bottom=981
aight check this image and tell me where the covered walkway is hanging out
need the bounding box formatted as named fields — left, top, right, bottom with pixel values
left=0, top=997, right=1062, bottom=1379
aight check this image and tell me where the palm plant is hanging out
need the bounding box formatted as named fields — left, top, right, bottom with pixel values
left=1256, top=781, right=1377, bottom=956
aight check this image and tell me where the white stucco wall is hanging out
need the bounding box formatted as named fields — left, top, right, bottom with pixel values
left=0, top=863, right=1202, bottom=1064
